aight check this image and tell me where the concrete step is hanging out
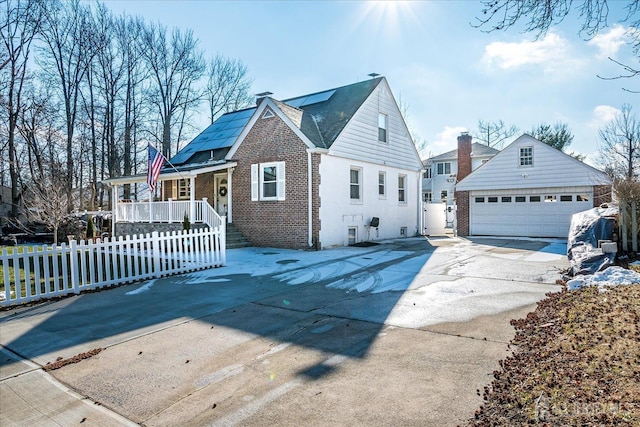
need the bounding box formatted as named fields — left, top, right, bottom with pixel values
left=226, top=223, right=251, bottom=249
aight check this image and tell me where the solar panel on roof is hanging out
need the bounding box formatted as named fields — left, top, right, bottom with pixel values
left=169, top=107, right=256, bottom=164
left=284, top=90, right=335, bottom=108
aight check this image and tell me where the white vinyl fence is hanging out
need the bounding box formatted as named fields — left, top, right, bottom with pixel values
left=1, top=227, right=225, bottom=307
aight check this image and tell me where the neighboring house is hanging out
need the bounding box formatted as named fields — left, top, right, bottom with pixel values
left=107, top=77, right=424, bottom=249
left=455, top=134, right=612, bottom=238
left=422, top=132, right=499, bottom=205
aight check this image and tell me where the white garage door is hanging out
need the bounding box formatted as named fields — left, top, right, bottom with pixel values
left=469, top=189, right=593, bottom=238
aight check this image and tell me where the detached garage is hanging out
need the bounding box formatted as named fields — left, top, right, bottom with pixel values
left=455, top=134, right=612, bottom=238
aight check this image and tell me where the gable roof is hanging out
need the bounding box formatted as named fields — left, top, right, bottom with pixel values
left=430, top=142, right=499, bottom=162
left=171, top=77, right=383, bottom=165
left=456, top=134, right=611, bottom=191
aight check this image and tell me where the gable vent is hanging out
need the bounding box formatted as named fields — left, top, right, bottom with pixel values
left=262, top=109, right=275, bottom=119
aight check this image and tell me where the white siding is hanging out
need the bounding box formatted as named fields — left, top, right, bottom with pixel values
left=319, top=155, right=420, bottom=248
left=457, top=135, right=610, bottom=191
left=328, top=80, right=423, bottom=172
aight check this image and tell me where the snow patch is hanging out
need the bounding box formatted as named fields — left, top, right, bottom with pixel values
left=566, top=267, right=640, bottom=292
left=126, top=279, right=157, bottom=295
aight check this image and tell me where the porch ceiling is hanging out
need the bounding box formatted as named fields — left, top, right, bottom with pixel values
left=103, top=161, right=238, bottom=186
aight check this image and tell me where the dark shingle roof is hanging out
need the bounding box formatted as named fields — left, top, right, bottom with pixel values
left=171, top=77, right=383, bottom=165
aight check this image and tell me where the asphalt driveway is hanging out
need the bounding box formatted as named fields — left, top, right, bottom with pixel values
left=0, top=236, right=567, bottom=426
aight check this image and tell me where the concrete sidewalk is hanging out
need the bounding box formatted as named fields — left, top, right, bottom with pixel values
left=0, top=237, right=568, bottom=426
left=1, top=348, right=137, bottom=426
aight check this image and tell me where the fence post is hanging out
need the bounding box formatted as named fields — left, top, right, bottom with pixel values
left=632, top=200, right=638, bottom=252
left=152, top=231, right=161, bottom=278
left=168, top=198, right=173, bottom=223
left=220, top=216, right=227, bottom=266
left=620, top=201, right=628, bottom=252
left=70, top=240, right=80, bottom=294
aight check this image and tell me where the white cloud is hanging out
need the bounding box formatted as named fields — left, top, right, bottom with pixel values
left=588, top=105, right=620, bottom=129
left=588, top=25, right=628, bottom=59
left=423, top=126, right=468, bottom=158
left=482, top=32, right=574, bottom=73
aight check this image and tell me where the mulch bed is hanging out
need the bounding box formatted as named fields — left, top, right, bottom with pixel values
left=468, top=284, right=640, bottom=426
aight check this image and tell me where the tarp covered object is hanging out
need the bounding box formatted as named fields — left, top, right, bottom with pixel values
left=567, top=206, right=618, bottom=276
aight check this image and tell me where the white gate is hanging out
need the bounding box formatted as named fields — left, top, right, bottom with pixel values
left=423, top=202, right=448, bottom=236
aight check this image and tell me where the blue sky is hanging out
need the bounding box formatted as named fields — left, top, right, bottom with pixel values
left=104, top=0, right=637, bottom=165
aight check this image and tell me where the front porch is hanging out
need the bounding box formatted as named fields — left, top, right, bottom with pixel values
left=104, top=161, right=237, bottom=237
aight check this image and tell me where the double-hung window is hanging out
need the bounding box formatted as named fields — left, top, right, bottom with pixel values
left=350, top=167, right=362, bottom=202
left=437, top=162, right=451, bottom=175
left=251, top=162, right=286, bottom=201
left=398, top=174, right=406, bottom=203
left=378, top=113, right=388, bottom=143
left=378, top=171, right=386, bottom=198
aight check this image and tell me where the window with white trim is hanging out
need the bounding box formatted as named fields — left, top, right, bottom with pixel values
left=423, top=192, right=432, bottom=202
left=441, top=190, right=448, bottom=202
left=519, top=146, right=533, bottom=166
left=378, top=113, right=388, bottom=142
left=423, top=168, right=432, bottom=179
left=251, top=162, right=286, bottom=201
left=378, top=171, right=386, bottom=198
left=398, top=174, right=406, bottom=203
left=437, top=162, right=451, bottom=175
left=350, top=167, right=362, bottom=202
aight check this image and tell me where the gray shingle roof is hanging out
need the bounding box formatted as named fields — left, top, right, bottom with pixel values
left=430, top=142, right=499, bottom=161
left=171, top=77, right=383, bottom=165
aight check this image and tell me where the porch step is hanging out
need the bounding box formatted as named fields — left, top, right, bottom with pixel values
left=226, top=223, right=251, bottom=249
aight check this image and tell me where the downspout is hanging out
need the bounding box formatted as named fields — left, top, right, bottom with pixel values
left=418, top=170, right=424, bottom=236
left=227, top=167, right=233, bottom=223
left=307, top=150, right=313, bottom=247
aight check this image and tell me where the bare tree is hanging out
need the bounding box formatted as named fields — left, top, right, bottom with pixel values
left=141, top=23, right=205, bottom=158
left=38, top=0, right=101, bottom=211
left=598, top=104, right=640, bottom=179
left=1, top=0, right=44, bottom=218
left=205, top=54, right=252, bottom=123
left=22, top=174, right=69, bottom=245
left=475, top=119, right=519, bottom=148
left=117, top=15, right=147, bottom=201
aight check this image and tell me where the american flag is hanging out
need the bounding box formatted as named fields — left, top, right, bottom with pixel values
left=147, top=144, right=165, bottom=192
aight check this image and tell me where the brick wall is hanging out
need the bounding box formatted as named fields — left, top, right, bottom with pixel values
left=311, top=152, right=322, bottom=249
left=593, top=184, right=612, bottom=207
left=455, top=190, right=469, bottom=236
left=232, top=109, right=315, bottom=249
left=456, top=133, right=472, bottom=182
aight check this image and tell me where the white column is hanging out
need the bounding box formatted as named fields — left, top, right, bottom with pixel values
left=227, top=167, right=233, bottom=223
left=112, top=184, right=118, bottom=237
left=190, top=176, right=196, bottom=223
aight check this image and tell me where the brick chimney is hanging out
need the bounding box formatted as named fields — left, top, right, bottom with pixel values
left=457, top=132, right=472, bottom=182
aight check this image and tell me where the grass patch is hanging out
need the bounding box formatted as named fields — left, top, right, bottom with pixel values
left=470, top=284, right=640, bottom=426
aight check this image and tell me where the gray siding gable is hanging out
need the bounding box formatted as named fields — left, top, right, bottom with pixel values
left=457, top=134, right=611, bottom=191
left=327, top=79, right=423, bottom=171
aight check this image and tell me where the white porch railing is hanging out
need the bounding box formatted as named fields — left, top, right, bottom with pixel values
left=1, top=227, right=225, bottom=307
left=116, top=198, right=223, bottom=230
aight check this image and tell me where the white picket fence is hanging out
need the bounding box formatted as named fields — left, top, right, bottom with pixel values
left=1, top=227, right=226, bottom=307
